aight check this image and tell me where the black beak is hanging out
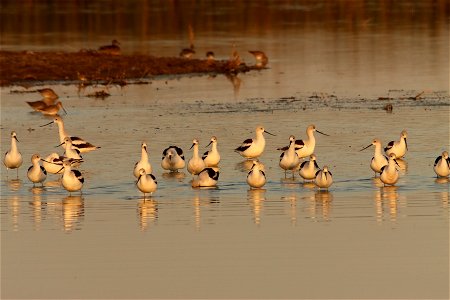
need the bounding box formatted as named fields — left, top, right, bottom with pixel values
left=316, top=129, right=330, bottom=136
left=205, top=140, right=212, bottom=148
left=405, top=139, right=408, bottom=151
left=264, top=130, right=276, bottom=136
left=394, top=159, right=401, bottom=168
left=189, top=143, right=195, bottom=150
left=40, top=121, right=54, bottom=127
left=55, top=141, right=65, bottom=148
left=56, top=166, right=64, bottom=173
left=359, top=144, right=373, bottom=152
left=14, top=136, right=19, bottom=142
left=61, top=105, right=67, bottom=115
left=136, top=174, right=142, bottom=185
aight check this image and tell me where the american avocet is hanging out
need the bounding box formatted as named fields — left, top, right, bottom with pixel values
left=192, top=167, right=219, bottom=188
left=36, top=101, right=67, bottom=116
left=188, top=139, right=206, bottom=176
left=299, top=154, right=320, bottom=181
left=40, top=116, right=100, bottom=153
left=3, top=131, right=23, bottom=178
left=38, top=88, right=59, bottom=100
left=247, top=160, right=266, bottom=189
left=98, top=39, right=121, bottom=55
left=278, top=124, right=329, bottom=159
left=315, top=166, right=333, bottom=189
left=134, top=142, right=152, bottom=178
left=161, top=146, right=186, bottom=172
left=42, top=153, right=82, bottom=174
left=385, top=130, right=408, bottom=158
left=279, top=135, right=300, bottom=177
left=57, top=137, right=83, bottom=161
left=434, top=151, right=450, bottom=178
left=58, top=161, right=84, bottom=194
left=202, top=136, right=220, bottom=167
left=359, top=138, right=388, bottom=176
left=27, top=154, right=47, bottom=186
left=235, top=126, right=275, bottom=159
left=248, top=50, right=268, bottom=67
left=380, top=154, right=400, bottom=186
left=136, top=168, right=157, bottom=198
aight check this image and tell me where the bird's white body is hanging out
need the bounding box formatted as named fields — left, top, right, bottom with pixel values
left=315, top=166, right=333, bottom=189
left=187, top=139, right=206, bottom=175
left=61, top=161, right=84, bottom=193
left=236, top=126, right=274, bottom=159
left=434, top=151, right=450, bottom=177
left=192, top=168, right=219, bottom=188
left=3, top=131, right=23, bottom=174
left=247, top=161, right=266, bottom=188
left=279, top=135, right=300, bottom=173
left=203, top=136, right=220, bottom=167
left=27, top=154, right=47, bottom=185
left=385, top=130, right=408, bottom=158
left=299, top=154, right=320, bottom=181
left=161, top=146, right=186, bottom=172
left=136, top=169, right=157, bottom=196
left=360, top=139, right=388, bottom=175
left=61, top=137, right=83, bottom=160
left=134, top=142, right=152, bottom=178
left=296, top=125, right=328, bottom=159
left=380, top=154, right=399, bottom=186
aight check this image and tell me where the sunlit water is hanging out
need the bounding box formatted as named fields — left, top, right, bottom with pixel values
left=1, top=1, right=449, bottom=299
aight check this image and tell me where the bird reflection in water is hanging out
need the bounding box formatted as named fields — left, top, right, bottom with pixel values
left=281, top=193, right=298, bottom=226
left=438, top=191, right=448, bottom=210
left=313, top=190, right=333, bottom=221
left=62, top=195, right=84, bottom=232
left=247, top=188, right=266, bottom=226
left=396, top=158, right=408, bottom=173
left=7, top=178, right=22, bottom=191
left=192, top=190, right=220, bottom=230
left=137, top=199, right=158, bottom=231
left=29, top=186, right=47, bottom=231
left=161, top=171, right=186, bottom=181
left=225, top=73, right=242, bottom=99
left=374, top=186, right=399, bottom=223
left=9, top=196, right=20, bottom=231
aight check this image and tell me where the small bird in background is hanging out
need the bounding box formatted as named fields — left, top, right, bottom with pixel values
left=248, top=50, right=268, bottom=67
left=98, top=39, right=121, bottom=55
left=180, top=24, right=195, bottom=58
left=206, top=51, right=215, bottom=62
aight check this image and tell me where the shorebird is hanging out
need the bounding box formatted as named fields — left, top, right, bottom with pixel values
left=134, top=142, right=152, bottom=178
left=161, top=146, right=186, bottom=172
left=202, top=136, right=220, bottom=167
left=136, top=168, right=157, bottom=198
left=206, top=51, right=215, bottom=61
left=27, top=154, right=47, bottom=186
left=36, top=101, right=67, bottom=116
left=247, top=160, right=266, bottom=189
left=191, top=167, right=219, bottom=188
left=187, top=139, right=206, bottom=176
left=277, top=125, right=329, bottom=159
left=315, top=166, right=333, bottom=190
left=385, top=130, right=408, bottom=158
left=299, top=154, right=320, bottom=181
left=235, top=126, right=275, bottom=159
left=434, top=151, right=450, bottom=177
left=279, top=135, right=300, bottom=177
left=26, top=97, right=57, bottom=111
left=57, top=137, right=83, bottom=161
left=38, top=88, right=59, bottom=100
left=98, top=39, right=121, bottom=55
left=180, top=45, right=195, bottom=58
left=3, top=131, right=23, bottom=178
left=380, top=153, right=400, bottom=186
left=42, top=153, right=82, bottom=174
left=359, top=138, right=388, bottom=176
left=40, top=116, right=100, bottom=153
left=248, top=50, right=268, bottom=67
left=58, top=161, right=84, bottom=194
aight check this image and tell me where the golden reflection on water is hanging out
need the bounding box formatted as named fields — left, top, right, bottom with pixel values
left=248, top=189, right=266, bottom=226
left=29, top=186, right=46, bottom=231
left=374, top=186, right=403, bottom=223
left=314, top=191, right=333, bottom=221
left=61, top=195, right=84, bottom=232
left=9, top=195, right=20, bottom=232
left=283, top=193, right=298, bottom=226
left=7, top=178, right=22, bottom=191
left=137, top=199, right=158, bottom=231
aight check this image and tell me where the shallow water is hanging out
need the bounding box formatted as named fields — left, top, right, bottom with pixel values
left=1, top=1, right=449, bottom=299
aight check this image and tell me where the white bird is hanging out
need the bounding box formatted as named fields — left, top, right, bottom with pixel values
left=299, top=154, right=320, bottom=181
left=161, top=146, right=186, bottom=172
left=235, top=126, right=275, bottom=159
left=40, top=116, right=100, bottom=153
left=188, top=139, right=206, bottom=176
left=278, top=124, right=329, bottom=159
left=202, top=136, right=220, bottom=167
left=58, top=161, right=84, bottom=194
left=380, top=153, right=400, bottom=186
left=3, top=131, right=23, bottom=178
left=359, top=138, right=388, bottom=176
left=315, top=166, right=333, bottom=189
left=42, top=153, right=82, bottom=174
left=134, top=142, right=152, bottom=178
left=279, top=135, right=300, bottom=177
left=27, top=154, right=47, bottom=186
left=385, top=130, right=408, bottom=158
left=192, top=167, right=219, bottom=188
left=247, top=160, right=266, bottom=189
left=136, top=168, right=157, bottom=198
left=57, top=137, right=83, bottom=161
left=434, top=151, right=450, bottom=178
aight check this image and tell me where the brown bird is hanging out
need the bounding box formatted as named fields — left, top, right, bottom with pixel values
left=38, top=88, right=59, bottom=100
left=180, top=44, right=195, bottom=58
left=36, top=101, right=67, bottom=116
left=248, top=50, right=268, bottom=67
left=98, top=39, right=121, bottom=55
left=26, top=88, right=59, bottom=111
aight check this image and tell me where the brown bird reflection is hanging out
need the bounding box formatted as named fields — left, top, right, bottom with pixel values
left=248, top=188, right=266, bottom=226
left=137, top=199, right=158, bottom=231
left=374, top=186, right=400, bottom=223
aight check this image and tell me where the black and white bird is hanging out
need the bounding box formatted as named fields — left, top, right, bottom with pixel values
left=191, top=168, right=219, bottom=188
left=235, top=126, right=275, bottom=159
left=434, top=151, right=450, bottom=178
left=27, top=154, right=47, bottom=186
left=161, top=146, right=185, bottom=172
left=136, top=168, right=158, bottom=198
